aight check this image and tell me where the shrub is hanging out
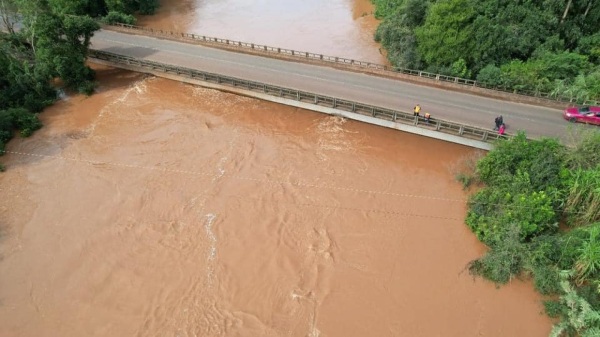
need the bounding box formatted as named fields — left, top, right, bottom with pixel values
left=9, top=108, right=42, bottom=136
left=476, top=64, right=503, bottom=87
left=544, top=299, right=564, bottom=318
left=549, top=278, right=600, bottom=337
left=466, top=171, right=558, bottom=245
left=468, top=224, right=528, bottom=283
left=526, top=234, right=563, bottom=294
left=138, top=0, right=159, bottom=15
left=456, top=172, right=473, bottom=189
left=77, top=80, right=96, bottom=95
left=102, top=11, right=136, bottom=25
left=564, top=168, right=600, bottom=226
left=565, top=129, right=600, bottom=170
left=574, top=224, right=600, bottom=284
left=477, top=133, right=565, bottom=192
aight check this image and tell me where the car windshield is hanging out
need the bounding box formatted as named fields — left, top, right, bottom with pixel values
left=580, top=106, right=590, bottom=113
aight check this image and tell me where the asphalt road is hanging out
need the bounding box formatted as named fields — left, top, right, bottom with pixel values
left=90, top=29, right=581, bottom=140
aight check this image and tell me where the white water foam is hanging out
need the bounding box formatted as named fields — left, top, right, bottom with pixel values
left=204, top=213, right=218, bottom=287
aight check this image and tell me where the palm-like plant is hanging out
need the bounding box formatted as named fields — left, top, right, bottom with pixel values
left=549, top=277, right=600, bottom=337
left=575, top=225, right=600, bottom=284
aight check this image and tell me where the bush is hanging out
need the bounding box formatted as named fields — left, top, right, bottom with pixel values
left=77, top=80, right=96, bottom=95
left=456, top=172, right=473, bottom=189
left=477, top=133, right=565, bottom=192
left=549, top=278, right=600, bottom=337
left=0, top=110, right=14, bottom=142
left=466, top=170, right=558, bottom=245
left=476, top=64, right=503, bottom=87
left=526, top=234, right=563, bottom=294
left=138, top=0, right=159, bottom=15
left=563, top=168, right=600, bottom=226
left=102, top=11, right=136, bottom=25
left=9, top=108, right=42, bottom=136
left=468, top=224, right=528, bottom=283
left=565, top=129, right=600, bottom=170
left=573, top=224, right=600, bottom=284
left=544, top=299, right=564, bottom=318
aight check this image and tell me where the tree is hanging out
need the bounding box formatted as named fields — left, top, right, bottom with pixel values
left=16, top=0, right=100, bottom=93
left=415, top=0, right=476, bottom=68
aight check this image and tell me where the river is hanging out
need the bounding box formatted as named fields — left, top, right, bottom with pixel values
left=0, top=0, right=552, bottom=336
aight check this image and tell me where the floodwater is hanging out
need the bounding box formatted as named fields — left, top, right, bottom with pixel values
left=0, top=1, right=551, bottom=336
left=136, top=0, right=387, bottom=64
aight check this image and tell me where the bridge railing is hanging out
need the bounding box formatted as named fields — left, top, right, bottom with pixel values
left=88, top=49, right=506, bottom=145
left=105, top=23, right=599, bottom=107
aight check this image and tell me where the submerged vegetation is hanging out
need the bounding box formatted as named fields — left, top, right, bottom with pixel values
left=456, top=130, right=600, bottom=336
left=371, top=0, right=600, bottom=102
left=0, top=0, right=159, bottom=158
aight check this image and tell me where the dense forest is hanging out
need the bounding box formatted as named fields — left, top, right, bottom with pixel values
left=372, top=0, right=600, bottom=102
left=0, top=0, right=157, bottom=161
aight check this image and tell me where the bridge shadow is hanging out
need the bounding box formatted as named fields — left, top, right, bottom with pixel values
left=96, top=45, right=158, bottom=59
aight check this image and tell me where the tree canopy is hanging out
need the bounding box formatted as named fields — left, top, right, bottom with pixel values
left=0, top=0, right=159, bottom=156
left=373, top=0, right=600, bottom=101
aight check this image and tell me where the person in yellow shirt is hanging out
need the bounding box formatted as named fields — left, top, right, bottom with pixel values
left=414, top=104, right=421, bottom=117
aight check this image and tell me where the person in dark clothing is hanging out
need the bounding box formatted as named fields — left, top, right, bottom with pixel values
left=494, top=115, right=503, bottom=130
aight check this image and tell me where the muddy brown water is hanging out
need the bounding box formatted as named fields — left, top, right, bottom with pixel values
left=0, top=1, right=551, bottom=336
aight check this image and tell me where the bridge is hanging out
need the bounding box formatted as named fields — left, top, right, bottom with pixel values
left=88, top=25, right=582, bottom=150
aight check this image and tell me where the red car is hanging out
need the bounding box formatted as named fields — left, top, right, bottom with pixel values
left=563, top=106, right=600, bottom=125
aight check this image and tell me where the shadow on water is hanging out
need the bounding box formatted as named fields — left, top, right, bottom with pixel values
left=95, top=45, right=159, bottom=59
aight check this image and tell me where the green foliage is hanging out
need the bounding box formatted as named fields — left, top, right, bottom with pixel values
left=468, top=224, right=527, bottom=283
left=9, top=108, right=42, bottom=136
left=373, top=0, right=428, bottom=69
left=550, top=278, right=600, bottom=337
left=104, top=0, right=159, bottom=15
left=29, top=11, right=99, bottom=93
left=476, top=133, right=565, bottom=192
left=578, top=33, right=600, bottom=64
left=372, top=0, right=600, bottom=100
left=476, top=64, right=502, bottom=87
left=536, top=52, right=591, bottom=82
left=574, top=225, right=600, bottom=284
left=565, top=129, right=600, bottom=170
left=137, top=0, right=158, bottom=15
left=102, top=10, right=136, bottom=25
left=466, top=179, right=557, bottom=245
left=552, top=69, right=600, bottom=104
left=415, top=0, right=475, bottom=69
left=563, top=168, right=600, bottom=226
left=544, top=299, right=564, bottom=318
left=371, top=0, right=407, bottom=19
left=459, top=130, right=600, bottom=335
left=455, top=172, right=473, bottom=190
left=449, top=58, right=469, bottom=78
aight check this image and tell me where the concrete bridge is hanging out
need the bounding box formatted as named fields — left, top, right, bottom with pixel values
left=88, top=25, right=582, bottom=150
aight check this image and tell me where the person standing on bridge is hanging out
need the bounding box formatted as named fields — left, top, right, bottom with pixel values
left=494, top=115, right=503, bottom=130
left=414, top=104, right=421, bottom=117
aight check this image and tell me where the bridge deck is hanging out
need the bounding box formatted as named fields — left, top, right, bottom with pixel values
left=90, top=29, right=581, bottom=142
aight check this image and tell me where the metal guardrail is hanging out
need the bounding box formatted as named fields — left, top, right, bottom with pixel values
left=106, top=23, right=599, bottom=107
left=88, top=49, right=506, bottom=145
